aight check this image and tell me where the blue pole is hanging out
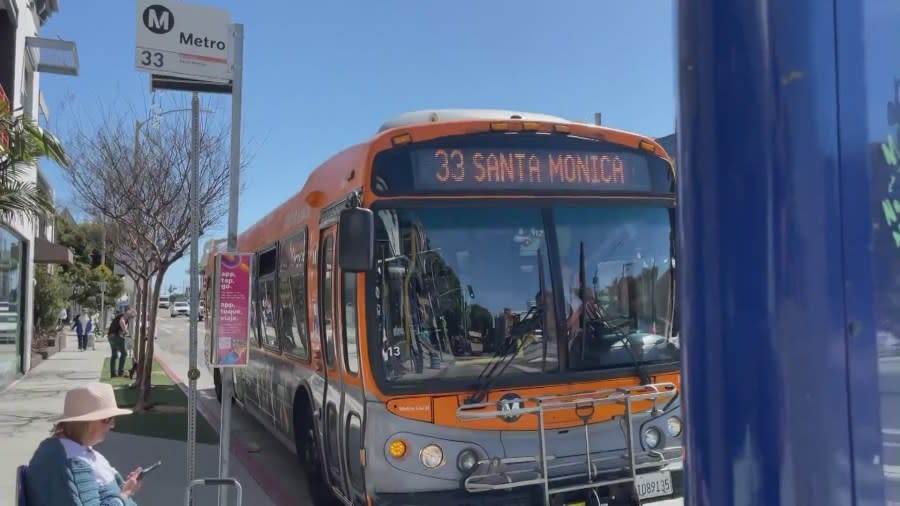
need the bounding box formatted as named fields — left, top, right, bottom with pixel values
left=676, top=0, right=885, bottom=504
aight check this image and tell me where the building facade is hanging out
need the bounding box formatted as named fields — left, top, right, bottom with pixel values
left=0, top=0, right=77, bottom=389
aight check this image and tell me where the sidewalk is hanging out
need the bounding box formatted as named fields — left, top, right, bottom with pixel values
left=153, top=345, right=311, bottom=505
left=0, top=331, right=277, bottom=506
left=0, top=330, right=105, bottom=501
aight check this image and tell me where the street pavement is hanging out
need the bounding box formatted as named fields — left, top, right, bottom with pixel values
left=0, top=329, right=275, bottom=506
left=153, top=313, right=313, bottom=505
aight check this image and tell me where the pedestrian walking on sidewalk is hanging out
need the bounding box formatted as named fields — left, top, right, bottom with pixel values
left=108, top=310, right=129, bottom=377
left=57, top=307, right=68, bottom=330
left=72, top=309, right=94, bottom=351
left=24, top=382, right=145, bottom=505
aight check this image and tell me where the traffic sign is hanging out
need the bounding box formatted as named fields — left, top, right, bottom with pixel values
left=135, top=0, right=232, bottom=83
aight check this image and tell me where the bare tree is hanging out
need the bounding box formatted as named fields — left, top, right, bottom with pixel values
left=60, top=107, right=245, bottom=410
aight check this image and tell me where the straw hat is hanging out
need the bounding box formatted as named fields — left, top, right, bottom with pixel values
left=55, top=383, right=132, bottom=422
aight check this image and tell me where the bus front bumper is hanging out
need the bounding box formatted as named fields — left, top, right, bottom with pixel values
left=371, top=468, right=684, bottom=506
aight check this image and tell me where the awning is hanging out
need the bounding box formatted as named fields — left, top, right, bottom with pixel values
left=24, top=36, right=78, bottom=76
left=33, top=237, right=73, bottom=265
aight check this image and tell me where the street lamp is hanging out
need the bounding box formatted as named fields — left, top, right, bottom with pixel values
left=133, top=106, right=214, bottom=165
left=127, top=107, right=214, bottom=357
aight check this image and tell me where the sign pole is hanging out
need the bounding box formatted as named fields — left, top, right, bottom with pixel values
left=218, top=22, right=243, bottom=506
left=135, top=2, right=239, bottom=501
left=187, top=90, right=201, bottom=493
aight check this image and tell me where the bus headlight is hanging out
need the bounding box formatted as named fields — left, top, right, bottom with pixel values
left=420, top=444, right=444, bottom=468
left=643, top=427, right=662, bottom=449
left=666, top=416, right=683, bottom=437
left=457, top=448, right=478, bottom=473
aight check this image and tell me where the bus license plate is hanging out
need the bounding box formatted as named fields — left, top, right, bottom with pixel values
left=635, top=471, right=673, bottom=501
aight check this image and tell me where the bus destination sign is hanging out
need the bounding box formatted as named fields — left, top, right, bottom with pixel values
left=410, top=147, right=659, bottom=193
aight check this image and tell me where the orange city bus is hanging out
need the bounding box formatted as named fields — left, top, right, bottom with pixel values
left=204, top=109, right=683, bottom=506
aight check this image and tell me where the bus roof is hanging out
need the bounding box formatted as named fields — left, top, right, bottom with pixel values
left=377, top=108, right=572, bottom=132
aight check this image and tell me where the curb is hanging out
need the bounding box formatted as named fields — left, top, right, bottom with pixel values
left=0, top=374, right=27, bottom=396
left=154, top=353, right=295, bottom=506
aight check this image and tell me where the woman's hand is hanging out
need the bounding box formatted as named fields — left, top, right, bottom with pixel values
left=121, top=468, right=144, bottom=499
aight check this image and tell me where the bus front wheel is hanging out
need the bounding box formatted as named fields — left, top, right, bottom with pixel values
left=293, top=391, right=334, bottom=504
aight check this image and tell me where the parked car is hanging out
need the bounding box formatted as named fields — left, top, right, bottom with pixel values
left=159, top=297, right=170, bottom=309
left=170, top=300, right=189, bottom=317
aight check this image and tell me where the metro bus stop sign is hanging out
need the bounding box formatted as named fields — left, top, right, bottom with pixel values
left=135, top=0, right=232, bottom=84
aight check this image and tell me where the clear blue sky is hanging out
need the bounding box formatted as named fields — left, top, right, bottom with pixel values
left=37, top=0, right=676, bottom=291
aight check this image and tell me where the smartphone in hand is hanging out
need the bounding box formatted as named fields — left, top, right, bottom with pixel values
left=138, top=461, right=162, bottom=480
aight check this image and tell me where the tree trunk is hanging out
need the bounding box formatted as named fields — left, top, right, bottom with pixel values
left=135, top=277, right=153, bottom=409
left=139, top=267, right=167, bottom=408
left=133, top=278, right=145, bottom=368
left=134, top=277, right=149, bottom=397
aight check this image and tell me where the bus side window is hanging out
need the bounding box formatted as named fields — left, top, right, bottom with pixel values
left=278, top=230, right=310, bottom=360
left=249, top=254, right=260, bottom=346
left=258, top=247, right=279, bottom=349
left=259, top=278, right=278, bottom=348
left=343, top=272, right=359, bottom=374
left=321, top=235, right=336, bottom=368
left=249, top=282, right=260, bottom=345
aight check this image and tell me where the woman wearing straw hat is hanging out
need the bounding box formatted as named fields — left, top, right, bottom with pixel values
left=24, top=382, right=145, bottom=505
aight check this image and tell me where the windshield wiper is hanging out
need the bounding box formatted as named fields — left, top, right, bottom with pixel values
left=576, top=241, right=651, bottom=385
left=465, top=249, right=547, bottom=405
left=465, top=304, right=542, bottom=405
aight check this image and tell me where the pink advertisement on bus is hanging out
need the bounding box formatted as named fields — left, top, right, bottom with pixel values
left=214, top=253, right=252, bottom=367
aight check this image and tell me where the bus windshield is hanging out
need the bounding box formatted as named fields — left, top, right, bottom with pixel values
left=371, top=205, right=678, bottom=387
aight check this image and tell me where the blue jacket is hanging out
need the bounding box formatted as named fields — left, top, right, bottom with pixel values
left=72, top=317, right=93, bottom=336
left=26, top=437, right=137, bottom=506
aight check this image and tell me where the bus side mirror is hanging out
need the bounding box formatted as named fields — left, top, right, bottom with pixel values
left=338, top=207, right=374, bottom=272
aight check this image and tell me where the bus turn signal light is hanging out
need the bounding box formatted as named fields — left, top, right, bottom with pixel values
left=392, top=133, right=412, bottom=146
left=388, top=439, right=407, bottom=459
left=639, top=139, right=657, bottom=153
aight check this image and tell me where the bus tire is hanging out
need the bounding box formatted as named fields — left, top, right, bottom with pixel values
left=213, top=368, right=222, bottom=402
left=213, top=368, right=237, bottom=405
left=293, top=389, right=333, bottom=505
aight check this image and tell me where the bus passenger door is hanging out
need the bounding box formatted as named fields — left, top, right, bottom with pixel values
left=337, top=264, right=366, bottom=503
left=318, top=230, right=348, bottom=498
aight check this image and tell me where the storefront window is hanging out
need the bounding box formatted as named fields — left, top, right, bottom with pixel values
left=0, top=226, right=24, bottom=389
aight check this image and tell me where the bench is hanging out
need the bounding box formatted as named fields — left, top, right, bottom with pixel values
left=16, top=464, right=27, bottom=506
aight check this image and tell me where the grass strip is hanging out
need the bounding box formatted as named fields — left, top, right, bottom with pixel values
left=100, top=358, right=218, bottom=444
